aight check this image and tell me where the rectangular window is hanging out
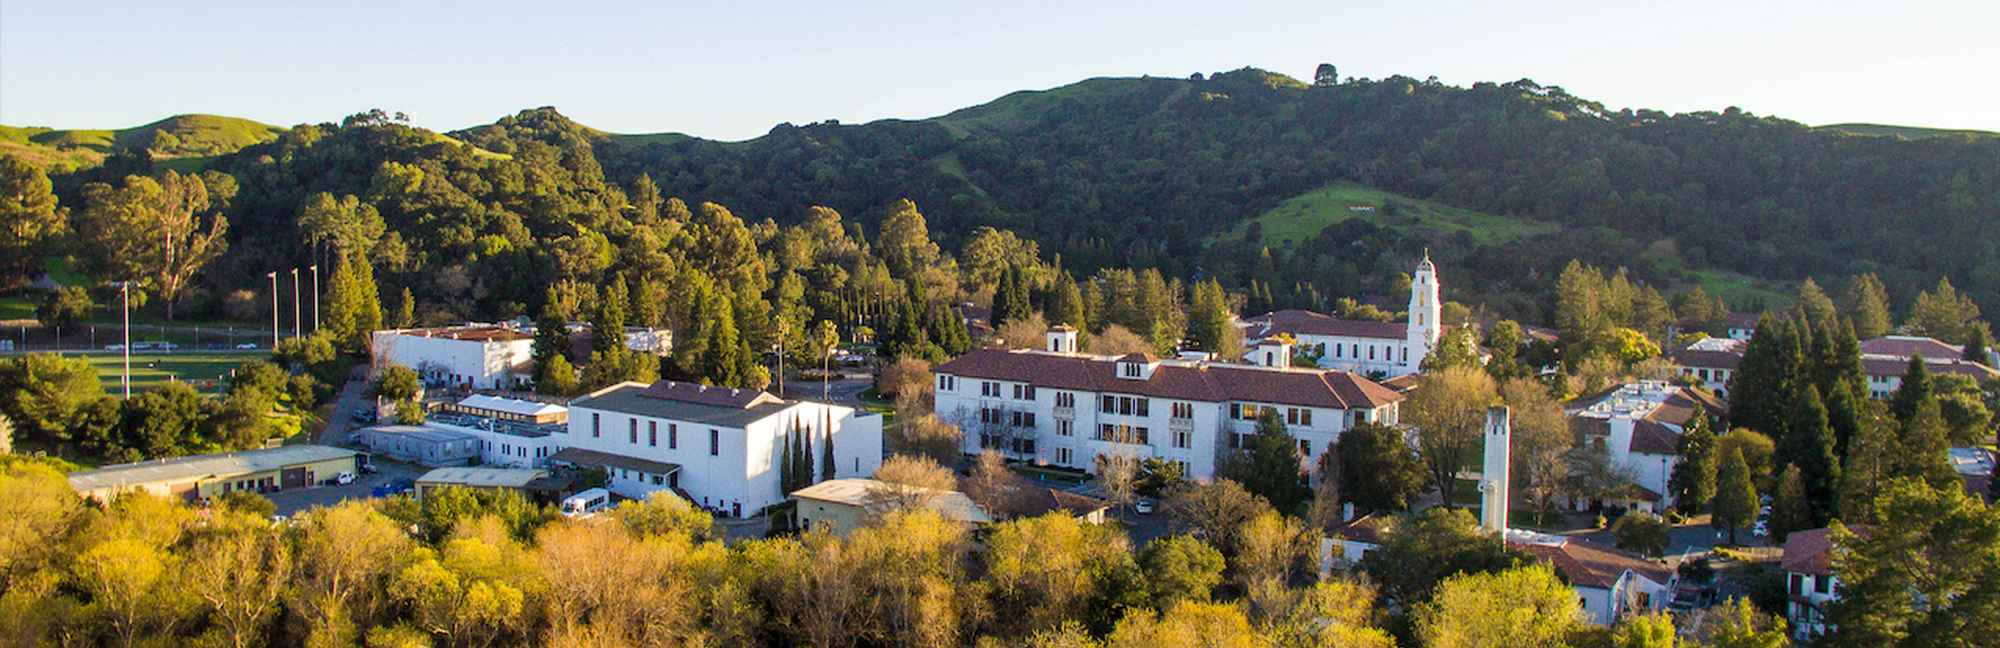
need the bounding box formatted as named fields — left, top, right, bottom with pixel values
left=1335, top=343, right=1343, bottom=358
left=1099, top=423, right=1115, bottom=441
left=1136, top=398, right=1149, bottom=417
left=1056, top=392, right=1074, bottom=408
left=1013, top=384, right=1023, bottom=399
left=1300, top=409, right=1312, bottom=426
left=1058, top=420, right=1073, bottom=436
left=1173, top=427, right=1191, bottom=449
left=1135, top=427, right=1150, bottom=445
left=709, top=429, right=719, bottom=456
left=649, top=421, right=658, bottom=447
left=1101, top=395, right=1116, bottom=413
left=1299, top=439, right=1311, bottom=456
left=629, top=419, right=638, bottom=444
left=1287, top=408, right=1299, bottom=425
left=1022, top=412, right=1036, bottom=427
left=1401, top=347, right=1408, bottom=363
left=592, top=413, right=600, bottom=437
left=1057, top=447, right=1073, bottom=464
left=1790, top=574, right=1803, bottom=596
left=669, top=424, right=678, bottom=449
left=1171, top=402, right=1192, bottom=419
left=1368, top=345, right=1376, bottom=360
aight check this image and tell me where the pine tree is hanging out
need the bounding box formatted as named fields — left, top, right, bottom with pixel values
left=1728, top=315, right=1801, bottom=443
left=1046, top=272, right=1084, bottom=328
left=532, top=289, right=571, bottom=390
left=594, top=273, right=630, bottom=356
left=352, top=250, right=382, bottom=342
left=1890, top=355, right=1934, bottom=424
left=321, top=250, right=380, bottom=352
left=392, top=286, right=415, bottom=328
left=1895, top=399, right=1959, bottom=491
left=1779, top=385, right=1841, bottom=525
left=1186, top=279, right=1235, bottom=354
left=1712, top=447, right=1757, bottom=545
left=1769, top=465, right=1810, bottom=544
left=1839, top=409, right=1896, bottom=525
left=1965, top=325, right=1992, bottom=362
left=1668, top=405, right=1718, bottom=514
left=1825, top=377, right=1865, bottom=460
left=1841, top=273, right=1893, bottom=339
left=538, top=353, right=579, bottom=396
left=701, top=291, right=741, bottom=386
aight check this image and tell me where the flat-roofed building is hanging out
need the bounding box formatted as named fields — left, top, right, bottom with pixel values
left=427, top=398, right=566, bottom=469
left=67, top=445, right=359, bottom=502
left=355, top=425, right=480, bottom=467
left=370, top=325, right=537, bottom=390
left=443, top=394, right=569, bottom=425
left=790, top=477, right=993, bottom=536
left=415, top=466, right=547, bottom=499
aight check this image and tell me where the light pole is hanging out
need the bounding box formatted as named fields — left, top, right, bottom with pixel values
left=116, top=282, right=131, bottom=399
left=310, top=264, right=320, bottom=333
left=267, top=271, right=279, bottom=349
left=291, top=268, right=301, bottom=339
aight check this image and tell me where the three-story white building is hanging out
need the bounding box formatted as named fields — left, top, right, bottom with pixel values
left=933, top=328, right=1404, bottom=480
left=1241, top=254, right=1443, bottom=379
left=558, top=381, right=883, bottom=518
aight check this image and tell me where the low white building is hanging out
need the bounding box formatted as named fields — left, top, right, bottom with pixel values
left=1781, top=526, right=1851, bottom=641
left=1858, top=336, right=2000, bottom=399
left=1509, top=530, right=1677, bottom=625
left=1565, top=381, right=1728, bottom=513
left=558, top=381, right=883, bottom=518
left=371, top=325, right=537, bottom=390
left=1667, top=336, right=1744, bottom=398
left=933, top=328, right=1404, bottom=481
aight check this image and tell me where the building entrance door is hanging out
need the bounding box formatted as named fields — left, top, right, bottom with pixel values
left=282, top=467, right=307, bottom=489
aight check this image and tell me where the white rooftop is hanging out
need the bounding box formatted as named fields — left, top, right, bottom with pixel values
left=1687, top=336, right=1746, bottom=353
left=1950, top=447, right=1995, bottom=477
left=417, top=467, right=546, bottom=489
left=456, top=394, right=567, bottom=417
left=68, top=445, right=357, bottom=492
left=1573, top=381, right=1678, bottom=420
left=790, top=478, right=994, bottom=524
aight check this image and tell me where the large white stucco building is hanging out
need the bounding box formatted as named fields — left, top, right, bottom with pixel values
left=1565, top=381, right=1728, bottom=513
left=558, top=381, right=883, bottom=518
left=1242, top=255, right=1443, bottom=379
left=371, top=325, right=537, bottom=390
left=932, top=328, right=1404, bottom=481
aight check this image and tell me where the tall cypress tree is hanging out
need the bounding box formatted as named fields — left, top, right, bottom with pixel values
left=1890, top=355, right=1934, bottom=424
left=820, top=409, right=837, bottom=479
left=1713, top=447, right=1757, bottom=545
left=1780, top=385, right=1842, bottom=525
left=1669, top=405, right=1718, bottom=514
left=1046, top=272, right=1084, bottom=328
left=1729, top=315, right=1801, bottom=441
left=800, top=418, right=815, bottom=485
left=1839, top=410, right=1897, bottom=524
left=594, top=273, right=630, bottom=356
left=780, top=420, right=798, bottom=494
left=990, top=265, right=1016, bottom=330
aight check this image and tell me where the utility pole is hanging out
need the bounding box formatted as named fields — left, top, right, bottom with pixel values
left=773, top=340, right=785, bottom=397
left=310, top=264, right=320, bottom=333
left=118, top=282, right=131, bottom=399
left=268, top=271, right=279, bottom=349
left=291, top=268, right=301, bottom=339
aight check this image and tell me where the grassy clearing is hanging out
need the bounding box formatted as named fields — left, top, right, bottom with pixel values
left=1642, top=241, right=1795, bottom=309
left=0, top=114, right=283, bottom=170
left=73, top=351, right=263, bottom=394
left=1817, top=123, right=1997, bottom=140
left=1238, top=182, right=1560, bottom=247
left=936, top=77, right=1172, bottom=136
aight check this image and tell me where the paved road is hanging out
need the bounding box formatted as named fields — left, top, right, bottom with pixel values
left=777, top=374, right=873, bottom=404
left=316, top=369, right=373, bottom=446
left=264, top=459, right=426, bottom=516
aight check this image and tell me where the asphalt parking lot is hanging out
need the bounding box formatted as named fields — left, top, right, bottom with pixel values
left=263, top=458, right=426, bottom=516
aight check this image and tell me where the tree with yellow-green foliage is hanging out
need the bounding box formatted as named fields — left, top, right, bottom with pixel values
left=1104, top=600, right=1258, bottom=648
left=1406, top=365, right=1498, bottom=507
left=986, top=513, right=1135, bottom=635
left=76, top=170, right=233, bottom=320
left=1415, top=563, right=1582, bottom=648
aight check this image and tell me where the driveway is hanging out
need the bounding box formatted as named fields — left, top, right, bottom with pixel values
left=264, top=458, right=425, bottom=516
left=315, top=369, right=371, bottom=446
left=782, top=374, right=873, bottom=404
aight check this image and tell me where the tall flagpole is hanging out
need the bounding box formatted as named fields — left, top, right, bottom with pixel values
left=267, top=272, right=279, bottom=349
left=310, top=264, right=321, bottom=333
left=291, top=268, right=301, bottom=339
left=119, top=282, right=131, bottom=399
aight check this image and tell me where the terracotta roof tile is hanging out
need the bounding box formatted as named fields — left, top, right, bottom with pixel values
left=1514, top=538, right=1674, bottom=589
left=1863, top=357, right=2000, bottom=380
left=1781, top=526, right=1866, bottom=576
left=1247, top=309, right=1407, bottom=340
left=1861, top=336, right=1962, bottom=360
left=1629, top=420, right=1682, bottom=455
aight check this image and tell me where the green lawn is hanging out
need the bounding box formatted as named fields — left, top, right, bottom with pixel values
left=1237, top=182, right=1561, bottom=248
left=75, top=351, right=263, bottom=394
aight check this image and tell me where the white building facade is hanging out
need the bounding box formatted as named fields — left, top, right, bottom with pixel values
left=1242, top=255, right=1442, bottom=379
left=559, top=381, right=883, bottom=518
left=371, top=326, right=536, bottom=390
left=1565, top=382, right=1727, bottom=512
left=933, top=329, right=1404, bottom=481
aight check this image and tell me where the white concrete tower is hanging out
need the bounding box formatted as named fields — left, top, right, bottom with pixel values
left=1406, top=251, right=1442, bottom=370
left=1479, top=405, right=1511, bottom=534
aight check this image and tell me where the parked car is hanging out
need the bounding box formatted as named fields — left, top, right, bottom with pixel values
left=235, top=342, right=259, bottom=350
left=1752, top=520, right=1769, bottom=537
left=334, top=471, right=356, bottom=486
left=358, top=458, right=378, bottom=474
left=371, top=478, right=415, bottom=497
left=1133, top=498, right=1155, bottom=514
left=350, top=408, right=377, bottom=424
left=104, top=344, right=125, bottom=351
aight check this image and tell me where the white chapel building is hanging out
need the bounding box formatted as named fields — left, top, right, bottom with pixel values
left=1242, top=254, right=1443, bottom=378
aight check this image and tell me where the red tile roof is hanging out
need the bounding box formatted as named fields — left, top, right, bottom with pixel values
left=1861, top=336, right=1962, bottom=360
left=1247, top=309, right=1408, bottom=340
left=935, top=349, right=1404, bottom=410
left=1862, top=357, right=2000, bottom=381
left=1513, top=538, right=1674, bottom=589
left=1669, top=348, right=1743, bottom=370
left=392, top=326, right=532, bottom=342
left=1725, top=312, right=1762, bottom=329
left=1630, top=420, right=1682, bottom=455
left=1335, top=513, right=1392, bottom=545
left=1781, top=526, right=1869, bottom=576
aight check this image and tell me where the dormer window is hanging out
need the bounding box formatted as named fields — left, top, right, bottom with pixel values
left=1121, top=363, right=1142, bottom=378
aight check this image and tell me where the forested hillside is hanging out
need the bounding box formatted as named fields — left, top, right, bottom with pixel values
left=8, top=67, right=1998, bottom=326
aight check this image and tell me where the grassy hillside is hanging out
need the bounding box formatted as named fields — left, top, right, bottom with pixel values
left=1236, top=182, right=1561, bottom=247
left=0, top=114, right=284, bottom=171
left=1816, top=123, right=1998, bottom=140
left=934, top=76, right=1180, bottom=136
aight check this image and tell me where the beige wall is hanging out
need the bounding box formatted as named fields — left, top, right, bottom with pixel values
left=793, top=497, right=870, bottom=536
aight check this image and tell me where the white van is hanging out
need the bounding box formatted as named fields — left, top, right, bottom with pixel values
left=561, top=488, right=612, bottom=518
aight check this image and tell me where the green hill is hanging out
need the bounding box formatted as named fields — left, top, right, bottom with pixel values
left=1816, top=123, right=1997, bottom=140
left=1238, top=182, right=1560, bottom=247
left=0, top=114, right=285, bottom=172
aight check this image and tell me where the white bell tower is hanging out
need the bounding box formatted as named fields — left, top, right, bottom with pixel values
left=1406, top=251, right=1442, bottom=370
left=1479, top=406, right=1511, bottom=534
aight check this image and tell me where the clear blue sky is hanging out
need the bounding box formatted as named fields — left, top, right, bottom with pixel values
left=4, top=0, right=1995, bottom=139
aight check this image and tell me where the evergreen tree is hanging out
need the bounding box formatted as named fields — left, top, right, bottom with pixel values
left=1841, top=273, right=1894, bottom=339
left=1185, top=279, right=1236, bottom=355
left=800, top=419, right=815, bottom=485
left=1218, top=409, right=1309, bottom=513
left=1965, top=325, right=1992, bottom=362
left=1728, top=315, right=1800, bottom=443
left=1778, top=385, right=1841, bottom=526
left=1668, top=405, right=1718, bottom=514
left=996, top=265, right=1034, bottom=329
left=1838, top=409, right=1897, bottom=525
left=1046, top=272, right=1084, bottom=328
left=321, top=250, right=381, bottom=352
left=1712, top=446, right=1756, bottom=545
left=1824, top=377, right=1866, bottom=460
left=1890, top=354, right=1934, bottom=424
left=594, top=273, right=630, bottom=356
left=924, top=302, right=971, bottom=357
left=700, top=291, right=741, bottom=386
left=1768, top=466, right=1810, bottom=544
left=1894, top=399, right=1959, bottom=491
left=538, top=353, right=579, bottom=396
left=392, top=286, right=415, bottom=328
left=820, top=410, right=837, bottom=479
left=532, top=288, right=571, bottom=391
